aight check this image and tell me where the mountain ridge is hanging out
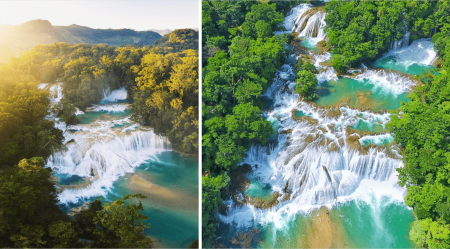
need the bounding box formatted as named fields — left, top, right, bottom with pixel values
left=0, top=19, right=163, bottom=63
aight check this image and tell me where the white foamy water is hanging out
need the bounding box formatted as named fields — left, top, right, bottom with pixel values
left=359, top=133, right=394, bottom=147
left=38, top=83, right=63, bottom=102
left=49, top=125, right=171, bottom=204
left=353, top=69, right=416, bottom=95
left=88, top=103, right=130, bottom=113
left=101, top=87, right=127, bottom=103
left=219, top=3, right=410, bottom=233
left=280, top=4, right=312, bottom=33
left=313, top=52, right=338, bottom=84
left=380, top=38, right=437, bottom=69
left=43, top=85, right=170, bottom=204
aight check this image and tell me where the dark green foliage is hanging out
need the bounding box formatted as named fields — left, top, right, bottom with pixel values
left=0, top=157, right=77, bottom=248
left=387, top=22, right=450, bottom=248
left=56, top=100, right=81, bottom=125
left=90, top=194, right=153, bottom=248
left=0, top=157, right=155, bottom=248
left=188, top=239, right=199, bottom=248
left=202, top=1, right=289, bottom=245
left=74, top=199, right=103, bottom=241
left=0, top=82, right=64, bottom=168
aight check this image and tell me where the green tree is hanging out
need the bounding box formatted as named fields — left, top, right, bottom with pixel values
left=92, top=194, right=153, bottom=248
left=295, top=70, right=318, bottom=101
left=0, top=157, right=70, bottom=247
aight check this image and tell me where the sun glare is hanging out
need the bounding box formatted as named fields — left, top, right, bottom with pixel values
left=0, top=2, right=21, bottom=26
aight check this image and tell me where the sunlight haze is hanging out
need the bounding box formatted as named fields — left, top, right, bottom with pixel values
left=0, top=0, right=198, bottom=30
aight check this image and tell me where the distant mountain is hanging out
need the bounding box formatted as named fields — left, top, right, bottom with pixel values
left=0, top=19, right=162, bottom=63
left=153, top=29, right=198, bottom=51
left=147, top=29, right=172, bottom=36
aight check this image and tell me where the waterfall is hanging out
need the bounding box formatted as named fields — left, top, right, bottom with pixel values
left=219, top=4, right=412, bottom=233
left=101, top=87, right=127, bottom=103
left=390, top=30, right=410, bottom=50
left=42, top=83, right=171, bottom=204
left=313, top=52, right=338, bottom=83
left=353, top=69, right=416, bottom=95
left=296, top=10, right=326, bottom=38
left=39, top=83, right=63, bottom=102
left=377, top=38, right=437, bottom=72
left=282, top=4, right=327, bottom=40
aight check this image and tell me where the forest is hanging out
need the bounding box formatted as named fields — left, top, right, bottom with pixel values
left=323, top=1, right=450, bottom=247
left=201, top=1, right=301, bottom=246
left=324, top=0, right=448, bottom=72
left=0, top=29, right=198, bottom=247
left=203, top=0, right=450, bottom=248
left=0, top=19, right=163, bottom=64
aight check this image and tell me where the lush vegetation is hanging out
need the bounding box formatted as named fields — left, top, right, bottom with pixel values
left=0, top=81, right=64, bottom=167
left=323, top=1, right=450, bottom=247
left=0, top=29, right=198, bottom=247
left=294, top=58, right=318, bottom=100
left=387, top=22, right=450, bottom=248
left=201, top=1, right=301, bottom=246
left=0, top=19, right=162, bottom=63
left=133, top=49, right=199, bottom=154
left=324, top=0, right=449, bottom=71
left=153, top=29, right=199, bottom=51
left=0, top=157, right=153, bottom=248
left=0, top=29, right=198, bottom=154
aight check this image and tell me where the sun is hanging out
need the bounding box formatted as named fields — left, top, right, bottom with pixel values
left=0, top=2, right=22, bottom=25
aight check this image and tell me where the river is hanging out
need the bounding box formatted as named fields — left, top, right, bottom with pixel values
left=38, top=85, right=199, bottom=248
left=215, top=3, right=437, bottom=248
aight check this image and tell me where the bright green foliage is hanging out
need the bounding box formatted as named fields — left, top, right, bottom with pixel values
left=294, top=57, right=317, bottom=74
left=331, top=55, right=349, bottom=74
left=324, top=0, right=442, bottom=69
left=202, top=1, right=291, bottom=245
left=91, top=194, right=153, bottom=248
left=202, top=174, right=230, bottom=248
left=410, top=219, right=450, bottom=248
left=387, top=23, right=450, bottom=248
left=295, top=70, right=318, bottom=101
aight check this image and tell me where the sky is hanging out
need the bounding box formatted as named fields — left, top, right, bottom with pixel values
left=0, top=0, right=199, bottom=31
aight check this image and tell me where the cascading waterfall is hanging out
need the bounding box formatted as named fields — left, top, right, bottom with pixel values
left=390, top=28, right=411, bottom=50
left=218, top=4, right=420, bottom=247
left=353, top=69, right=416, bottom=95
left=39, top=83, right=63, bottom=102
left=41, top=86, right=172, bottom=204
left=313, top=52, right=338, bottom=83
left=101, top=86, right=128, bottom=103
left=375, top=38, right=437, bottom=74
left=295, top=10, right=326, bottom=39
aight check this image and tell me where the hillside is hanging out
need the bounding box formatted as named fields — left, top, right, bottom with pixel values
left=0, top=19, right=162, bottom=63
left=153, top=29, right=199, bottom=51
